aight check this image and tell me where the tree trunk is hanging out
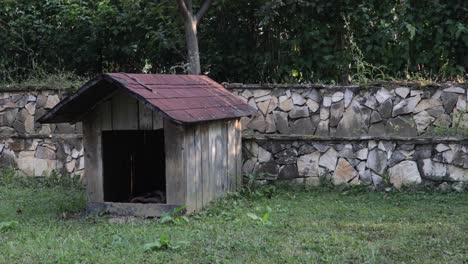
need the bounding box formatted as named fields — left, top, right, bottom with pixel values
left=184, top=19, right=201, bottom=75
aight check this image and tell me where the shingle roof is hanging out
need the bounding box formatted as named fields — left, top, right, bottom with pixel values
left=39, top=73, right=255, bottom=124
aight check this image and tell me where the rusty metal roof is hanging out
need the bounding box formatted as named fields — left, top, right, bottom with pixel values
left=39, top=73, right=255, bottom=124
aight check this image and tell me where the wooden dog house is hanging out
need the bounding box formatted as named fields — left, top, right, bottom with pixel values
left=39, top=73, right=255, bottom=216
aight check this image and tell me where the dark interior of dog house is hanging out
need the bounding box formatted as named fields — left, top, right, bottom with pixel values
left=102, top=129, right=166, bottom=204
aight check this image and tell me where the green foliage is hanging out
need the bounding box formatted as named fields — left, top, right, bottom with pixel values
left=0, top=167, right=84, bottom=190
left=430, top=109, right=468, bottom=137
left=143, top=235, right=183, bottom=251
left=159, top=206, right=189, bottom=225
left=1, top=0, right=466, bottom=84
left=246, top=206, right=272, bottom=225
left=0, top=221, right=18, bottom=232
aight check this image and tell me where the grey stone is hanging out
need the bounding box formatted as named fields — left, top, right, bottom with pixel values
left=399, top=144, right=415, bottom=151
left=433, top=114, right=451, bottom=128
left=0, top=144, right=4, bottom=154
left=375, top=88, right=392, bottom=104
left=247, top=113, right=266, bottom=132
left=443, top=87, right=465, bottom=94
left=27, top=95, right=37, bottom=102
left=25, top=102, right=36, bottom=115
left=320, top=107, right=329, bottom=120
left=372, top=173, right=383, bottom=187
left=316, top=120, right=329, bottom=136
left=241, top=89, right=253, bottom=99
left=414, top=99, right=442, bottom=113
left=436, top=144, right=450, bottom=153
left=252, top=89, right=270, bottom=98
left=297, top=152, right=320, bottom=177
left=367, top=149, right=387, bottom=174
left=312, top=143, right=329, bottom=153
left=386, top=116, right=418, bottom=137
left=248, top=98, right=258, bottom=110
left=3, top=108, right=18, bottom=126
left=56, top=123, right=75, bottom=134
left=278, top=165, right=299, bottom=180
left=275, top=148, right=298, bottom=165
left=392, top=95, right=421, bottom=116
left=258, top=147, right=272, bottom=163
left=306, top=99, right=320, bottom=112
left=255, top=94, right=272, bottom=102
left=264, top=114, right=276, bottom=133
left=370, top=111, right=382, bottom=123
left=35, top=145, right=56, bottom=160
left=0, top=126, right=15, bottom=137
left=395, top=87, right=410, bottom=98
left=329, top=101, right=344, bottom=127
left=45, top=95, right=60, bottom=109
left=331, top=92, right=344, bottom=103
left=338, top=148, right=356, bottom=159
left=257, top=100, right=270, bottom=115
left=15, top=95, right=28, bottom=108
left=452, top=151, right=465, bottom=167
left=387, top=151, right=406, bottom=167
left=298, top=144, right=316, bottom=155
left=292, top=93, right=306, bottom=105
left=356, top=148, right=369, bottom=160
left=279, top=99, right=294, bottom=111
left=411, top=90, right=423, bottom=96
left=414, top=111, right=435, bottom=133
left=333, top=158, right=358, bottom=184
left=364, top=96, right=378, bottom=109
left=359, top=170, right=373, bottom=185
left=377, top=99, right=393, bottom=119
left=368, top=123, right=385, bottom=137
left=413, top=145, right=432, bottom=160
left=426, top=106, right=445, bottom=118
left=12, top=120, right=26, bottom=134
left=319, top=148, right=338, bottom=171
left=36, top=95, right=47, bottom=108
left=310, top=114, right=320, bottom=132
left=447, top=165, right=468, bottom=181
left=322, top=96, right=332, bottom=107
left=440, top=92, right=458, bottom=113
left=273, top=111, right=289, bottom=134
left=335, top=99, right=372, bottom=137
left=289, top=106, right=309, bottom=119
left=344, top=89, right=353, bottom=108
left=256, top=161, right=279, bottom=179
left=290, top=118, right=314, bottom=134
left=304, top=89, right=321, bottom=102
left=418, top=159, right=447, bottom=180
left=388, top=161, right=422, bottom=188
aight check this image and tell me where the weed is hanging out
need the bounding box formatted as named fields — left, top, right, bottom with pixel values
left=246, top=206, right=272, bottom=225
left=0, top=221, right=18, bottom=232
left=143, top=235, right=185, bottom=251
left=159, top=206, right=189, bottom=225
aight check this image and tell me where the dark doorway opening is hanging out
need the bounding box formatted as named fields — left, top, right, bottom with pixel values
left=102, top=130, right=166, bottom=203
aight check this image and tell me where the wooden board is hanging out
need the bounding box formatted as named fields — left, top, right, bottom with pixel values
left=153, top=111, right=163, bottom=130
left=111, top=90, right=138, bottom=130
left=138, top=101, right=153, bottom=130
left=227, top=120, right=237, bottom=192
left=98, top=100, right=112, bottom=130
left=200, top=125, right=210, bottom=206
left=87, top=202, right=182, bottom=218
left=235, top=119, right=243, bottom=189
left=82, top=115, right=103, bottom=202
left=164, top=119, right=186, bottom=206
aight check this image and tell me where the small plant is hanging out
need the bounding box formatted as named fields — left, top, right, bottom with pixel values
left=143, top=234, right=183, bottom=252
left=246, top=206, right=272, bottom=225
left=159, top=206, right=189, bottom=225
left=0, top=221, right=19, bottom=232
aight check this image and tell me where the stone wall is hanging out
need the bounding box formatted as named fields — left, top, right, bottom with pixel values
left=1, top=83, right=467, bottom=189
left=0, top=88, right=83, bottom=177
left=226, top=83, right=468, bottom=188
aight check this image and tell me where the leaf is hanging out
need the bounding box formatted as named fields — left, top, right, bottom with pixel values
left=159, top=215, right=173, bottom=224
left=261, top=212, right=270, bottom=222
left=0, top=221, right=18, bottom=232
left=246, top=213, right=260, bottom=221
left=143, top=241, right=162, bottom=252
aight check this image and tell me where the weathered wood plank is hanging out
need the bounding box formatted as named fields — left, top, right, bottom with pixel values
left=220, top=121, right=228, bottom=194
left=82, top=115, right=103, bottom=203
left=138, top=101, right=153, bottom=130
left=235, top=119, right=243, bottom=189
left=200, top=125, right=210, bottom=207
left=87, top=202, right=182, bottom=218
left=98, top=100, right=112, bottom=130
left=227, top=120, right=237, bottom=192
left=209, top=121, right=226, bottom=198
left=184, top=125, right=197, bottom=212
left=193, top=125, right=202, bottom=210
left=164, top=119, right=186, bottom=206
left=111, top=90, right=138, bottom=130
left=153, top=111, right=164, bottom=130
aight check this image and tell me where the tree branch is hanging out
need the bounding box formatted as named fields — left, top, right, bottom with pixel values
left=175, top=0, right=191, bottom=21
left=195, top=0, right=213, bottom=22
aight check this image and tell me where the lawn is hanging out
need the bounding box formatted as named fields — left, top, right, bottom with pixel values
left=0, top=173, right=467, bottom=263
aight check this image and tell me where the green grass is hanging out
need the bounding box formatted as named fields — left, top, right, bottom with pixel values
left=0, top=173, right=467, bottom=263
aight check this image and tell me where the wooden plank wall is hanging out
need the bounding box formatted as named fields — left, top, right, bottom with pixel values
left=184, top=119, right=242, bottom=213
left=164, top=119, right=186, bottom=205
